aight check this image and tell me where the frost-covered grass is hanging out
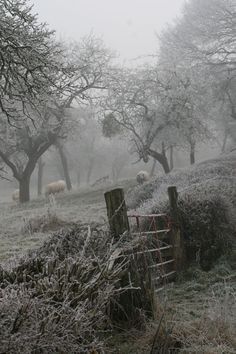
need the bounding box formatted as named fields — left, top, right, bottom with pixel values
left=0, top=160, right=236, bottom=353
left=163, top=264, right=236, bottom=354
left=0, top=223, right=132, bottom=353
left=0, top=179, right=136, bottom=262
left=107, top=263, right=236, bottom=353
left=127, top=150, right=236, bottom=213
left=127, top=151, right=236, bottom=270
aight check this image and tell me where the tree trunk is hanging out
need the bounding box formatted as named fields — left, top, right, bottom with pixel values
left=148, top=148, right=170, bottom=174
left=57, top=142, right=72, bottom=191
left=37, top=157, right=44, bottom=196
left=112, top=164, right=117, bottom=182
left=18, top=158, right=38, bottom=203
left=221, top=130, right=228, bottom=153
left=190, top=142, right=195, bottom=165
left=169, top=145, right=174, bottom=171
left=150, top=158, right=157, bottom=177
left=19, top=175, right=31, bottom=203
left=0, top=133, right=57, bottom=203
left=86, top=158, right=94, bottom=185
left=76, top=170, right=81, bottom=188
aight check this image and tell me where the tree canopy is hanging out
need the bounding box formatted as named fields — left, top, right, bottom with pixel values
left=0, top=0, right=64, bottom=123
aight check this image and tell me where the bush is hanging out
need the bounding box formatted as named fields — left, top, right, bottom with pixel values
left=127, top=151, right=236, bottom=211
left=0, top=222, right=159, bottom=353
left=127, top=152, right=236, bottom=270
left=178, top=196, right=232, bottom=270
left=0, top=224, right=125, bottom=353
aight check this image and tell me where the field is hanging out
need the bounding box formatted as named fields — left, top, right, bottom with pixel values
left=0, top=172, right=235, bottom=353
left=0, top=179, right=135, bottom=262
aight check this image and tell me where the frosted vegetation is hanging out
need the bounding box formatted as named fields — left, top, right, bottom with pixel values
left=127, top=150, right=236, bottom=269
left=0, top=0, right=236, bottom=352
left=128, top=150, right=236, bottom=212
left=0, top=156, right=235, bottom=353
left=0, top=224, right=129, bottom=353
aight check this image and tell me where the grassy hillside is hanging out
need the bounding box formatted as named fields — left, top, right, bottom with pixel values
left=128, top=150, right=236, bottom=270
left=0, top=155, right=235, bottom=353
left=0, top=179, right=136, bottom=262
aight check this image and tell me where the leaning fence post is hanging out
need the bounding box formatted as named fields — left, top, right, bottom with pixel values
left=104, top=188, right=156, bottom=324
left=104, top=188, right=130, bottom=241
left=168, top=186, right=185, bottom=271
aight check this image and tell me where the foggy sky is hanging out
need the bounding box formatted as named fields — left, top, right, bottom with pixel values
left=30, top=0, right=185, bottom=63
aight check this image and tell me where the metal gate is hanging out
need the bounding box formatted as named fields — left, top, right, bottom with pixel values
left=127, top=213, right=176, bottom=292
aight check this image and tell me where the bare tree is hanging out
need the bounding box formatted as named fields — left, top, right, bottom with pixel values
left=0, top=35, right=112, bottom=202
left=55, top=140, right=72, bottom=190
left=37, top=156, right=45, bottom=196
left=160, top=0, right=236, bottom=71
left=0, top=108, right=63, bottom=202
left=103, top=64, right=211, bottom=173
left=159, top=0, right=236, bottom=152
left=0, top=0, right=63, bottom=124
left=103, top=67, right=172, bottom=173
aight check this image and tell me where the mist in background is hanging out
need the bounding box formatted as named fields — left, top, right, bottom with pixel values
left=30, top=0, right=185, bottom=62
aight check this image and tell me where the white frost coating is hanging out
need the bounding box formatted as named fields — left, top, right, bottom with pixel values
left=45, top=180, right=66, bottom=196
left=129, top=151, right=236, bottom=221
left=12, top=189, right=19, bottom=202
left=136, top=170, right=149, bottom=185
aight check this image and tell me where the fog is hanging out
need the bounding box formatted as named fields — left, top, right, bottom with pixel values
left=30, top=0, right=185, bottom=61
left=1, top=2, right=236, bottom=352
left=0, top=0, right=235, bottom=203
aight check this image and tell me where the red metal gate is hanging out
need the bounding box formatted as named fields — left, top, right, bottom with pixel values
left=127, top=213, right=176, bottom=292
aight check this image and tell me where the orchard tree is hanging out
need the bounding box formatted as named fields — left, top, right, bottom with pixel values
left=103, top=63, right=211, bottom=173
left=159, top=0, right=236, bottom=151
left=0, top=0, right=63, bottom=124
left=211, top=71, right=236, bottom=151
left=157, top=67, right=213, bottom=165
left=66, top=108, right=105, bottom=186
left=0, top=105, right=65, bottom=202
left=52, top=36, right=112, bottom=190
left=103, top=66, right=172, bottom=173
left=159, top=0, right=236, bottom=70
left=0, top=35, right=112, bottom=202
left=0, top=0, right=64, bottom=180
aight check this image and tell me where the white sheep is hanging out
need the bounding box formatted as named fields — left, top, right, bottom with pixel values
left=45, top=180, right=66, bottom=196
left=12, top=189, right=19, bottom=202
left=136, top=170, right=149, bottom=185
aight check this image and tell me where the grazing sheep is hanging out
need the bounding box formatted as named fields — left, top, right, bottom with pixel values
left=12, top=189, right=19, bottom=202
left=45, top=180, right=66, bottom=196
left=136, top=170, right=149, bottom=185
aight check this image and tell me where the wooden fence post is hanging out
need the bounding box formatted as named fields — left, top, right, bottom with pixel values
left=168, top=186, right=185, bottom=271
left=104, top=188, right=156, bottom=325
left=104, top=188, right=130, bottom=241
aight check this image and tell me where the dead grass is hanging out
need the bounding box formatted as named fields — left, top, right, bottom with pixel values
left=22, top=213, right=69, bottom=233
left=162, top=265, right=236, bottom=354
left=107, top=264, right=236, bottom=353
left=0, top=176, right=235, bottom=353
left=0, top=179, right=136, bottom=262
left=0, top=223, right=129, bottom=353
left=0, top=181, right=130, bottom=262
